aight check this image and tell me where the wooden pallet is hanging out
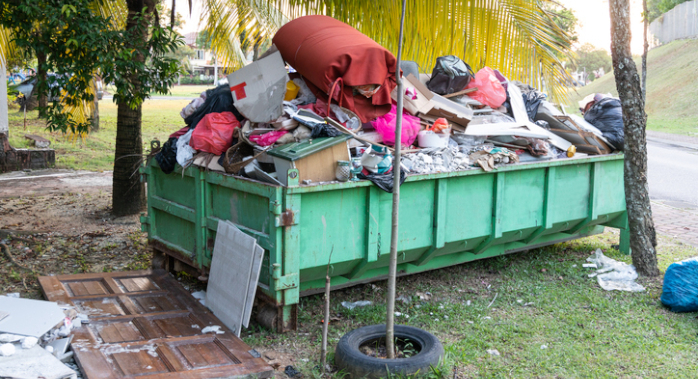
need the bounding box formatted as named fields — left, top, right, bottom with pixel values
left=39, top=270, right=272, bottom=379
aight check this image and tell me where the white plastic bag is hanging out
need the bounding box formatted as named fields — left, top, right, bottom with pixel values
left=176, top=129, right=196, bottom=167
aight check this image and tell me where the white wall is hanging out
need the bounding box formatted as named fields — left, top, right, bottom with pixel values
left=649, top=0, right=698, bottom=44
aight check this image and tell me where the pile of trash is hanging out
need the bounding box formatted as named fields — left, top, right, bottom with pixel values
left=0, top=294, right=82, bottom=379
left=154, top=14, right=624, bottom=193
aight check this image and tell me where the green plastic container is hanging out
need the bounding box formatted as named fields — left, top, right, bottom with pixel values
left=141, top=153, right=628, bottom=331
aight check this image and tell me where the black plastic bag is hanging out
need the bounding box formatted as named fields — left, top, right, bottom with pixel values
left=154, top=137, right=178, bottom=174
left=185, top=84, right=244, bottom=129
left=310, top=123, right=343, bottom=139
left=522, top=91, right=546, bottom=121
left=427, top=56, right=474, bottom=95
left=584, top=97, right=624, bottom=150
left=358, top=169, right=406, bottom=193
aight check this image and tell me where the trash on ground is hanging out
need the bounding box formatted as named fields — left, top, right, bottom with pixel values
left=587, top=249, right=645, bottom=292
left=661, top=257, right=698, bottom=312
left=0, top=296, right=66, bottom=337
left=284, top=365, right=301, bottom=378
left=486, top=349, right=501, bottom=356
left=0, top=345, right=77, bottom=379
left=341, top=300, right=373, bottom=310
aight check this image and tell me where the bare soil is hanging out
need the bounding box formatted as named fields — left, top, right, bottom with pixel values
left=0, top=170, right=149, bottom=298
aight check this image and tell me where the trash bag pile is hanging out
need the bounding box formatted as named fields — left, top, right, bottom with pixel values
left=154, top=15, right=623, bottom=193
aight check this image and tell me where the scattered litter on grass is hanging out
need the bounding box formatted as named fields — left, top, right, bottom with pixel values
left=341, top=300, right=372, bottom=310
left=540, top=345, right=548, bottom=350
left=587, top=249, right=645, bottom=292
left=466, top=300, right=471, bottom=306
left=588, top=273, right=598, bottom=278
left=486, top=349, right=500, bottom=356
left=483, top=316, right=492, bottom=320
left=285, top=365, right=301, bottom=378
left=467, top=321, right=474, bottom=324
left=583, top=263, right=598, bottom=268
left=397, top=295, right=411, bottom=304
left=416, top=291, right=432, bottom=301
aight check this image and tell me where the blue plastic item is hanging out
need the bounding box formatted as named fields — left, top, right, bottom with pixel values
left=661, top=257, right=698, bottom=312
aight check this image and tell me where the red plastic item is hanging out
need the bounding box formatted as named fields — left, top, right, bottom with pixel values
left=465, top=67, right=507, bottom=108
left=249, top=130, right=289, bottom=147
left=190, top=112, right=240, bottom=155
left=427, top=118, right=449, bottom=133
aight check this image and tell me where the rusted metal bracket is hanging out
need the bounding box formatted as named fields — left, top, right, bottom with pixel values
left=275, top=210, right=299, bottom=227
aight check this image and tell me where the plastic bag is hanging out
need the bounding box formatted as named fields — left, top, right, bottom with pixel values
left=371, top=104, right=420, bottom=146
left=465, top=67, right=507, bottom=108
left=249, top=130, right=288, bottom=147
left=176, top=129, right=196, bottom=167
left=661, top=257, right=698, bottom=312
left=155, top=137, right=178, bottom=174
left=583, top=97, right=624, bottom=150
left=427, top=55, right=474, bottom=95
left=190, top=112, right=240, bottom=155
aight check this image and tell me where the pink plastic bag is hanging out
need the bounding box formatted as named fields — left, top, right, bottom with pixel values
left=465, top=67, right=507, bottom=108
left=371, top=104, right=421, bottom=146
left=249, top=130, right=289, bottom=147
left=190, top=112, right=240, bottom=155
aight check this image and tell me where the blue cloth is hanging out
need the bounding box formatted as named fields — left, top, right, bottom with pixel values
left=661, top=257, right=698, bottom=312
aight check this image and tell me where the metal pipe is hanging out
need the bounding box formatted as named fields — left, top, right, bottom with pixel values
left=386, top=0, right=407, bottom=360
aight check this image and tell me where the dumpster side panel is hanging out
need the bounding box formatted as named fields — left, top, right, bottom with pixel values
left=444, top=175, right=495, bottom=242
left=500, top=168, right=545, bottom=233
left=549, top=164, right=590, bottom=224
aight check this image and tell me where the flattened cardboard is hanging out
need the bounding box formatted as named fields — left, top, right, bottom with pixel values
left=227, top=50, right=288, bottom=123
left=396, top=74, right=473, bottom=127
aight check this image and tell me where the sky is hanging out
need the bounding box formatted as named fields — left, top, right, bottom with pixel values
left=173, top=0, right=648, bottom=55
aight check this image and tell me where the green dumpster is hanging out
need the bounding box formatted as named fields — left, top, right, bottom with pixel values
left=140, top=153, right=628, bottom=331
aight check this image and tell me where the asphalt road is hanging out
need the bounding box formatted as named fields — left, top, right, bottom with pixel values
left=647, top=138, right=698, bottom=209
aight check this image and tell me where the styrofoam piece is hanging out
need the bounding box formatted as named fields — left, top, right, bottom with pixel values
left=463, top=123, right=550, bottom=139
left=206, top=221, right=262, bottom=337
left=0, top=345, right=77, bottom=379
left=417, top=130, right=449, bottom=148
left=0, top=297, right=65, bottom=337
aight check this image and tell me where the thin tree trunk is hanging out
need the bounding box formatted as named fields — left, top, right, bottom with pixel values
left=36, top=50, right=47, bottom=118
left=642, top=0, right=648, bottom=103
left=112, top=0, right=154, bottom=217
left=92, top=80, right=100, bottom=132
left=609, top=0, right=659, bottom=277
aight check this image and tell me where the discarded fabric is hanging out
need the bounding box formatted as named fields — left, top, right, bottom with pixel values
left=190, top=112, right=240, bottom=155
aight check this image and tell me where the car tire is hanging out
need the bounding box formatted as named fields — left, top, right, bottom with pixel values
left=334, top=324, right=443, bottom=379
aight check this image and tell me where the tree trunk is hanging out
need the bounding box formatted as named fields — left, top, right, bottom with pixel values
left=36, top=50, right=48, bottom=118
left=92, top=80, right=100, bottom=132
left=609, top=0, right=659, bottom=277
left=112, top=0, right=154, bottom=217
left=642, top=0, right=648, bottom=103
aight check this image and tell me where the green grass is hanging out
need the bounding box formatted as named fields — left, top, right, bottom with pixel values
left=242, top=231, right=698, bottom=378
left=6, top=99, right=189, bottom=171
left=104, top=84, right=212, bottom=98
left=564, top=39, right=698, bottom=137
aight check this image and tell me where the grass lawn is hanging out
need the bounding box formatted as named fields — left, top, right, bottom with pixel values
left=105, top=84, right=211, bottom=98
left=564, top=40, right=698, bottom=137
left=242, top=231, right=698, bottom=378
left=6, top=99, right=189, bottom=171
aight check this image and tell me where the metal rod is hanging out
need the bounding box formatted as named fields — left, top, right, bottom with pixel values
left=386, top=0, right=407, bottom=360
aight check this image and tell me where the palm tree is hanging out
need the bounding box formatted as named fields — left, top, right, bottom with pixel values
left=2, top=0, right=572, bottom=215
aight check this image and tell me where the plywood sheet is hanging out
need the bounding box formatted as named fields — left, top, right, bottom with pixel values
left=38, top=270, right=272, bottom=379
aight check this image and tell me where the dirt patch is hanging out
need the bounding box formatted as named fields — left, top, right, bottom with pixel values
left=0, top=175, right=148, bottom=299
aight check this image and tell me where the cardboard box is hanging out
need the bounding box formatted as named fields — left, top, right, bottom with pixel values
left=392, top=74, right=473, bottom=128
left=226, top=50, right=289, bottom=123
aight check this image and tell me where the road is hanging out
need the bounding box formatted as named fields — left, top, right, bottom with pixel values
left=647, top=135, right=698, bottom=209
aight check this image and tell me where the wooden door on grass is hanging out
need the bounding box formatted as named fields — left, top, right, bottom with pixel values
left=39, top=270, right=272, bottom=379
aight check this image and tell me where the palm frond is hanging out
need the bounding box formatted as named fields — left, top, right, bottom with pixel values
left=211, top=0, right=572, bottom=100
left=0, top=26, right=14, bottom=67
